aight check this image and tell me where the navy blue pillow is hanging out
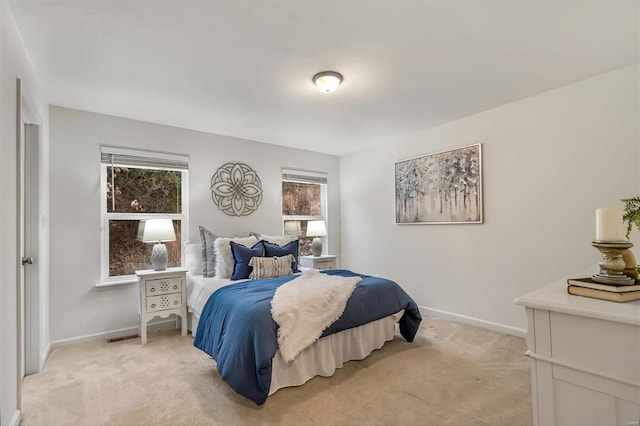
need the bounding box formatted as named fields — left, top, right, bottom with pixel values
left=230, top=241, right=264, bottom=280
left=262, top=240, right=299, bottom=272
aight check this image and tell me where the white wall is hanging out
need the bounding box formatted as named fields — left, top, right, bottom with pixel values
left=0, top=1, right=48, bottom=424
left=340, top=64, right=640, bottom=333
left=49, top=106, right=341, bottom=343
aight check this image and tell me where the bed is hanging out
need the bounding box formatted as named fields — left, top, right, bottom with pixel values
left=184, top=232, right=422, bottom=405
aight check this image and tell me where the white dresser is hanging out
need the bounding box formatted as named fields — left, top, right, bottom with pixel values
left=516, top=273, right=640, bottom=426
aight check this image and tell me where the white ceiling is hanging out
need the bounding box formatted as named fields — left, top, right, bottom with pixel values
left=8, top=0, right=639, bottom=156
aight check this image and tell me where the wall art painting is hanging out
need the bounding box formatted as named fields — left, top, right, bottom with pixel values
left=395, top=144, right=483, bottom=224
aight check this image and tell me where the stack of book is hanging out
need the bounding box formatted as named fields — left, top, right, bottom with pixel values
left=567, top=277, right=640, bottom=302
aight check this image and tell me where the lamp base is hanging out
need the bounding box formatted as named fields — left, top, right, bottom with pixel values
left=311, top=237, right=322, bottom=257
left=151, top=243, right=168, bottom=271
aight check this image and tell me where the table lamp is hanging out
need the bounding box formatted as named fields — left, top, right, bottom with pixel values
left=142, top=219, right=176, bottom=270
left=306, top=220, right=327, bottom=257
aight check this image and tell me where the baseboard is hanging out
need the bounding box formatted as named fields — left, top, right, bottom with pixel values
left=40, top=342, right=51, bottom=371
left=50, top=319, right=177, bottom=349
left=48, top=308, right=525, bottom=348
left=9, top=410, right=20, bottom=426
left=419, top=305, right=526, bottom=337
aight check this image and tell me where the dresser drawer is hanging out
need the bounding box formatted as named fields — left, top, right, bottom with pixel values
left=145, top=276, right=182, bottom=296
left=146, top=292, right=183, bottom=312
left=550, top=311, right=640, bottom=385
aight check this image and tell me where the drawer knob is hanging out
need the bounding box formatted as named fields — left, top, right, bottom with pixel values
left=174, top=300, right=179, bottom=305
left=173, top=285, right=178, bottom=290
left=151, top=304, right=156, bottom=308
left=150, top=288, right=156, bottom=292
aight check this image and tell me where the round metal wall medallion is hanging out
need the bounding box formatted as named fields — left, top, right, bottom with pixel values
left=210, top=162, right=263, bottom=217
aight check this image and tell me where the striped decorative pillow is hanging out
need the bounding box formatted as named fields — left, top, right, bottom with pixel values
left=249, top=254, right=295, bottom=279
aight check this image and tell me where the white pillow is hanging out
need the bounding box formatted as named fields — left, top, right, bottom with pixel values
left=183, top=241, right=203, bottom=275
left=258, top=234, right=297, bottom=246
left=214, top=236, right=258, bottom=279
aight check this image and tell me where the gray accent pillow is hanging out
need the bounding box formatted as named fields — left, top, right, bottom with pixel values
left=199, top=226, right=219, bottom=277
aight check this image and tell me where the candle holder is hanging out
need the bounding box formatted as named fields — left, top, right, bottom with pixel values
left=591, top=241, right=635, bottom=285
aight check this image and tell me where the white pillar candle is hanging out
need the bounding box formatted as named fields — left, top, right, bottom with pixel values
left=595, top=207, right=625, bottom=241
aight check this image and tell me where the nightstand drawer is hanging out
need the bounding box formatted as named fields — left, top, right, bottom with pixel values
left=146, top=293, right=183, bottom=312
left=145, top=277, right=182, bottom=296
left=314, top=260, right=335, bottom=270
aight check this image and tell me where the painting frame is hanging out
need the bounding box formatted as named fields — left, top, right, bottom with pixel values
left=395, top=143, right=483, bottom=225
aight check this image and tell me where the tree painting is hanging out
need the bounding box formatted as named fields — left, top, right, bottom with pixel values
left=395, top=144, right=482, bottom=224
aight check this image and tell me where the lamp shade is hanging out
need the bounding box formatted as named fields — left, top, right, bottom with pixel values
left=142, top=219, right=176, bottom=243
left=284, top=220, right=302, bottom=236
left=306, top=220, right=327, bottom=237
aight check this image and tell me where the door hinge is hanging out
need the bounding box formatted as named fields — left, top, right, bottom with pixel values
left=21, top=256, right=33, bottom=266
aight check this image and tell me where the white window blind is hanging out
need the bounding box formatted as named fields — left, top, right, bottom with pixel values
left=101, top=146, right=189, bottom=171
left=281, top=168, right=327, bottom=184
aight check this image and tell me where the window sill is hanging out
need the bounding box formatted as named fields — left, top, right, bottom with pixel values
left=95, top=276, right=137, bottom=288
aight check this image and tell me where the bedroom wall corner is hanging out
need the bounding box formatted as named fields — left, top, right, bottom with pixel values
left=339, top=64, right=640, bottom=332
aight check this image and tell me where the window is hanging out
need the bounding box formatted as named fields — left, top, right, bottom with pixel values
left=101, top=147, right=189, bottom=280
left=281, top=168, right=327, bottom=256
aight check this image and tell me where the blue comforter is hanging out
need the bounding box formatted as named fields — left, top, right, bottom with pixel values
left=193, top=269, right=421, bottom=405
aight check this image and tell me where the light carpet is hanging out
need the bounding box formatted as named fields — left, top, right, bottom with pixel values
left=21, top=314, right=532, bottom=425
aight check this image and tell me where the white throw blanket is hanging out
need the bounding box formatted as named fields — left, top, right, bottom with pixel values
left=271, top=269, right=361, bottom=363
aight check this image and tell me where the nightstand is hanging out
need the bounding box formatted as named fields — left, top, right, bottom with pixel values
left=136, top=267, right=187, bottom=344
left=299, top=255, right=337, bottom=270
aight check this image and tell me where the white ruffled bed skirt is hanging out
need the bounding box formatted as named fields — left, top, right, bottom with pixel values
left=269, top=310, right=404, bottom=395
left=188, top=308, right=404, bottom=397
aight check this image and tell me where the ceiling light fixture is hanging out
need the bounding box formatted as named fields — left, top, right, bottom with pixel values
left=313, top=71, right=343, bottom=93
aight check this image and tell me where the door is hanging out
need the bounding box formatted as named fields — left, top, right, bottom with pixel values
left=19, top=110, right=41, bottom=377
